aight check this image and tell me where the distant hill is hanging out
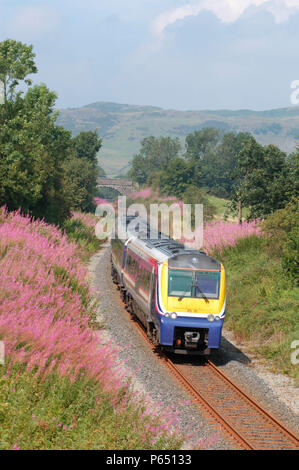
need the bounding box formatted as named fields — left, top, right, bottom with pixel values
left=56, top=101, right=299, bottom=176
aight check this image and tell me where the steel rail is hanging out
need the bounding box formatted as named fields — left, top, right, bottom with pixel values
left=206, top=360, right=299, bottom=448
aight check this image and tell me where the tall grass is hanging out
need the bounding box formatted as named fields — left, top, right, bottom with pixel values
left=62, top=211, right=103, bottom=259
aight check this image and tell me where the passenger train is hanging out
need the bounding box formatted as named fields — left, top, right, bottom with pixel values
left=111, top=216, right=226, bottom=355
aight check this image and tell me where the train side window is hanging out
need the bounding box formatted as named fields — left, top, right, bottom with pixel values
left=128, top=254, right=137, bottom=277
left=126, top=254, right=133, bottom=272
left=147, top=272, right=151, bottom=290
left=144, top=270, right=147, bottom=290
left=150, top=272, right=156, bottom=309
left=143, top=271, right=149, bottom=291
left=140, top=269, right=150, bottom=293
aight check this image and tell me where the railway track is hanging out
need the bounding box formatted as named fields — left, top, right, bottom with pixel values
left=122, top=298, right=299, bottom=450
left=165, top=357, right=299, bottom=450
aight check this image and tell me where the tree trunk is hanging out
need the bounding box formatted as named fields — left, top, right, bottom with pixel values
left=238, top=200, right=243, bottom=225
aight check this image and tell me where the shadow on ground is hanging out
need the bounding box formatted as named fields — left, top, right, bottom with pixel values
left=164, top=335, right=251, bottom=368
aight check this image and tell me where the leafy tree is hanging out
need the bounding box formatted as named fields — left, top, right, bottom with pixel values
left=158, top=158, right=193, bottom=199
left=129, top=154, right=149, bottom=185
left=184, top=129, right=251, bottom=197
left=63, top=157, right=97, bottom=213
left=185, top=128, right=220, bottom=161
left=184, top=128, right=220, bottom=191
left=215, top=132, right=251, bottom=196
left=0, top=39, right=73, bottom=224
left=70, top=130, right=102, bottom=165
left=64, top=130, right=103, bottom=212
left=129, top=136, right=181, bottom=185
left=230, top=136, right=264, bottom=222
left=0, top=39, right=37, bottom=104
left=285, top=151, right=299, bottom=203
left=0, top=38, right=106, bottom=223
left=231, top=137, right=294, bottom=220
left=0, top=82, right=72, bottom=224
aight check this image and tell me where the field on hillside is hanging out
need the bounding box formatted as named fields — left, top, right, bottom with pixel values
left=57, top=102, right=299, bottom=175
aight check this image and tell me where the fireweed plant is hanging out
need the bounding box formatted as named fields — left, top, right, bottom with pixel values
left=201, top=220, right=262, bottom=254
left=0, top=207, right=183, bottom=450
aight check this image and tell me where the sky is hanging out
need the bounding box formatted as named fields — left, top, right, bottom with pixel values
left=1, top=0, right=299, bottom=110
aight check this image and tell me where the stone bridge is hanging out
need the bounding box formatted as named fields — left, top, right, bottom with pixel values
left=97, top=178, right=136, bottom=197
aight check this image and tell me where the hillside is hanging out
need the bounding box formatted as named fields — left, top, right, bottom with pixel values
left=57, top=102, right=299, bottom=176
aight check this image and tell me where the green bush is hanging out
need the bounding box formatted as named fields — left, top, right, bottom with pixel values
left=282, top=224, right=299, bottom=284
left=261, top=201, right=298, bottom=252
left=182, top=185, right=216, bottom=222
left=62, top=218, right=102, bottom=260
left=262, top=201, right=299, bottom=282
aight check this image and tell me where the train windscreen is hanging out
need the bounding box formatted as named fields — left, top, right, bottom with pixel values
left=168, top=269, right=220, bottom=300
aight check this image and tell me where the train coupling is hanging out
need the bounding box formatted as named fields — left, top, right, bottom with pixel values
left=184, top=331, right=201, bottom=349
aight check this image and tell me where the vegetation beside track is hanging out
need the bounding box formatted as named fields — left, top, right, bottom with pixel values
left=216, top=215, right=298, bottom=383
left=0, top=366, right=182, bottom=450
left=0, top=208, right=183, bottom=450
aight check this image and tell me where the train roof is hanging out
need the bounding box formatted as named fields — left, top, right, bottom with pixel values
left=116, top=216, right=221, bottom=268
left=168, top=252, right=221, bottom=271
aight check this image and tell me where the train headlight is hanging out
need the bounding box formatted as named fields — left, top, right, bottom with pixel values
left=170, top=312, right=177, bottom=320
left=207, top=315, right=215, bottom=322
left=215, top=316, right=221, bottom=321
left=164, top=313, right=170, bottom=318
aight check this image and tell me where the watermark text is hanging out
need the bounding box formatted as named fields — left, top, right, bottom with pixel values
left=0, top=341, right=4, bottom=365
left=95, top=197, right=204, bottom=249
left=290, top=80, right=299, bottom=105
left=291, top=340, right=299, bottom=365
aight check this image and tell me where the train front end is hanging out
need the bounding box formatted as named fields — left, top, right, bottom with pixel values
left=157, top=251, right=226, bottom=355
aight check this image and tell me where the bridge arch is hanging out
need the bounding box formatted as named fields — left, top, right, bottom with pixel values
left=97, top=178, right=136, bottom=197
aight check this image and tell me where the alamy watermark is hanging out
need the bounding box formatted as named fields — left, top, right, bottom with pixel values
left=0, top=341, right=4, bottom=365
left=94, top=196, right=203, bottom=249
left=290, top=80, right=299, bottom=105
left=290, top=340, right=299, bottom=365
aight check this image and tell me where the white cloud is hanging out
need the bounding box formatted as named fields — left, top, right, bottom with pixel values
left=152, top=0, right=299, bottom=37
